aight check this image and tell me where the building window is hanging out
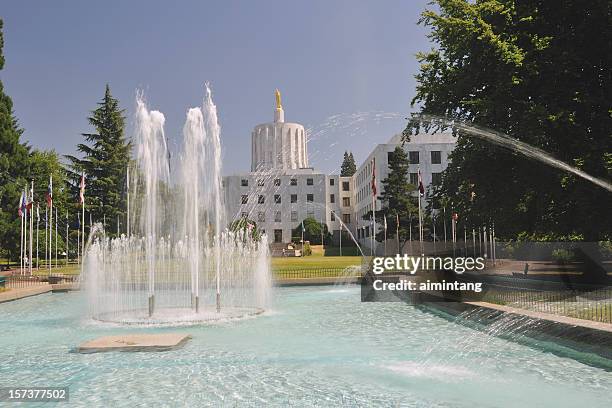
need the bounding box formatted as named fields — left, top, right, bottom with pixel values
left=409, top=151, right=419, bottom=164
left=330, top=212, right=335, bottom=221
left=387, top=151, right=395, bottom=163
left=342, top=213, right=351, bottom=224
left=290, top=211, right=298, bottom=222
left=409, top=172, right=418, bottom=185
left=306, top=178, right=313, bottom=186
left=274, top=178, right=281, bottom=186
left=432, top=172, right=442, bottom=185
left=290, top=194, right=297, bottom=203
left=258, top=212, right=265, bottom=222
left=274, top=211, right=281, bottom=222
left=342, top=181, right=350, bottom=191
left=257, top=179, right=265, bottom=187
left=342, top=197, right=351, bottom=207
left=330, top=194, right=335, bottom=203
left=330, top=178, right=335, bottom=186
left=431, top=151, right=441, bottom=164
left=241, top=179, right=248, bottom=187
left=274, top=229, right=283, bottom=243
left=258, top=195, right=265, bottom=204
left=274, top=194, right=281, bottom=204
left=307, top=194, right=314, bottom=202
left=241, top=195, right=248, bottom=204
left=241, top=212, right=247, bottom=219
left=290, top=178, right=297, bottom=186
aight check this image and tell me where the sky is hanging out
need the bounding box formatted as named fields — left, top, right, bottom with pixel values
left=2, top=0, right=432, bottom=175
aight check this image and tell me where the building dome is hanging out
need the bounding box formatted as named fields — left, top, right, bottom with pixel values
left=251, top=90, right=308, bottom=171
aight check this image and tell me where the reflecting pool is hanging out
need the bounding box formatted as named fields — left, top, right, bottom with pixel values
left=1, top=286, right=611, bottom=407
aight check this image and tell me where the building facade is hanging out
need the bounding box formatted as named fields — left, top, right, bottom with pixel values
left=223, top=91, right=456, bottom=251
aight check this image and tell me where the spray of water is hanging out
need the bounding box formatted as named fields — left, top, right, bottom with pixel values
left=82, top=85, right=272, bottom=325
left=416, top=114, right=612, bottom=193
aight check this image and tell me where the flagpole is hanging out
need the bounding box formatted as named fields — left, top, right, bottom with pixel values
left=66, top=210, right=69, bottom=267
left=371, top=158, right=376, bottom=257
left=339, top=220, right=342, bottom=257
left=82, top=172, right=85, bottom=259
left=45, top=206, right=48, bottom=272
left=24, top=188, right=28, bottom=275
left=409, top=213, right=412, bottom=254
left=433, top=213, right=436, bottom=253
left=396, top=213, right=400, bottom=255
left=126, top=167, right=130, bottom=238
left=36, top=203, right=39, bottom=270
left=418, top=193, right=423, bottom=254
left=443, top=206, right=447, bottom=251
left=383, top=215, right=387, bottom=256
left=301, top=220, right=304, bottom=257
left=20, top=193, right=24, bottom=275
left=77, top=213, right=80, bottom=265
left=55, top=207, right=58, bottom=269
left=49, top=175, right=53, bottom=275
left=29, top=180, right=33, bottom=275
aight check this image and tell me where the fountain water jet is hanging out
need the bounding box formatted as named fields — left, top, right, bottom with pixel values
left=82, top=85, right=272, bottom=325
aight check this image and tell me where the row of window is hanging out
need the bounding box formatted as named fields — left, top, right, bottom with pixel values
left=240, top=211, right=351, bottom=224
left=395, top=150, right=442, bottom=165
left=241, top=194, right=352, bottom=206
left=240, top=177, right=351, bottom=191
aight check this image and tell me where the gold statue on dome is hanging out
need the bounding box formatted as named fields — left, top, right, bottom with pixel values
left=275, top=88, right=282, bottom=110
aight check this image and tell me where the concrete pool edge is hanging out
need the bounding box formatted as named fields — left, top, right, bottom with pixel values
left=422, top=297, right=612, bottom=365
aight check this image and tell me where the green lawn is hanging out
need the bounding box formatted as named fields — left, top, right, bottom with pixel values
left=32, top=264, right=80, bottom=276
left=272, top=256, right=365, bottom=271
left=18, top=255, right=365, bottom=277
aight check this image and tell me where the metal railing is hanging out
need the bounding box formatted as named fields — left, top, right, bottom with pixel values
left=2, top=275, right=45, bottom=289
left=482, top=282, right=612, bottom=323
left=274, top=268, right=361, bottom=280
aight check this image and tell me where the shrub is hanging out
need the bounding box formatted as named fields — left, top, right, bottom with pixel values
left=551, top=249, right=574, bottom=265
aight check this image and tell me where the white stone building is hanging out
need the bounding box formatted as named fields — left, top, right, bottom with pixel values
left=223, top=91, right=456, bottom=252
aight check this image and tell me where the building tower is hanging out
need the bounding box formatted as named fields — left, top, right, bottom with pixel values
left=251, top=89, right=308, bottom=171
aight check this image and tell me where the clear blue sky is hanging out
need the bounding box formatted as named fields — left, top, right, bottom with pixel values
left=2, top=0, right=432, bottom=175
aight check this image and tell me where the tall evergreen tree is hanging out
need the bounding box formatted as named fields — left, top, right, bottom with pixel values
left=0, top=19, right=31, bottom=262
left=340, top=151, right=357, bottom=176
left=66, top=85, right=131, bottom=236
left=366, top=146, right=418, bottom=246
left=406, top=0, right=612, bottom=241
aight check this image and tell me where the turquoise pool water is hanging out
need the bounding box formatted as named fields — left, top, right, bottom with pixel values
left=1, top=286, right=611, bottom=407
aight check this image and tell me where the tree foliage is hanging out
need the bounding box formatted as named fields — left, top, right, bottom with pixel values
left=340, top=151, right=357, bottom=177
left=0, top=19, right=31, bottom=260
left=366, top=146, right=419, bottom=245
left=292, top=217, right=331, bottom=245
left=406, top=0, right=612, bottom=241
left=66, top=85, right=131, bottom=236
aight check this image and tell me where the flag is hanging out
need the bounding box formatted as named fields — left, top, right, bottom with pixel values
left=36, top=204, right=40, bottom=222
left=383, top=215, right=387, bottom=231
left=417, top=168, right=425, bottom=196
left=77, top=213, right=80, bottom=229
left=370, top=157, right=377, bottom=196
left=26, top=189, right=33, bottom=211
left=301, top=220, right=305, bottom=232
left=396, top=213, right=400, bottom=227
left=45, top=177, right=53, bottom=207
left=18, top=191, right=25, bottom=217
left=79, top=172, right=86, bottom=204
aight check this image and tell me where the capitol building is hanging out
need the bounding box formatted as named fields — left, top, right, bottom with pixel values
left=222, top=90, right=456, bottom=253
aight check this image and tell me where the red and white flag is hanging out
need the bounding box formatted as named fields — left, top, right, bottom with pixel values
left=79, top=172, right=86, bottom=204
left=371, top=157, right=377, bottom=197
left=417, top=168, right=425, bottom=196
left=45, top=176, right=53, bottom=207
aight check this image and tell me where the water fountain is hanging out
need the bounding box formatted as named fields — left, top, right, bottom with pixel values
left=82, top=84, right=272, bottom=325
